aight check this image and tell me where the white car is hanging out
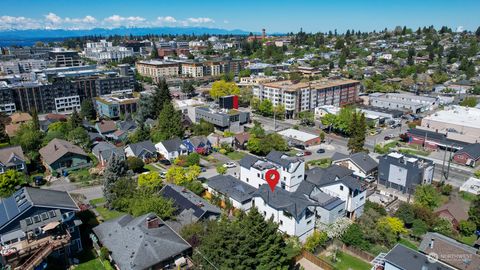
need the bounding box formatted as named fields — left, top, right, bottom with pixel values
left=159, top=171, right=167, bottom=178
left=365, top=175, right=376, bottom=183
left=223, top=162, right=236, bottom=168
left=296, top=152, right=305, bottom=157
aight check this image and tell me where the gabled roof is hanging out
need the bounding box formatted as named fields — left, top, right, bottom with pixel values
left=239, top=154, right=260, bottom=168
left=207, top=175, right=257, bottom=203
left=254, top=184, right=317, bottom=220
left=454, top=143, right=480, bottom=160
left=332, top=152, right=378, bottom=173
left=39, top=138, right=88, bottom=166
left=127, top=140, right=156, bottom=156
left=96, top=120, right=117, bottom=133
left=304, top=165, right=361, bottom=191
left=9, top=112, right=32, bottom=124
left=266, top=151, right=302, bottom=168
left=384, top=244, right=454, bottom=270
left=0, top=187, right=78, bottom=231
left=0, top=146, right=25, bottom=167
left=234, top=132, right=250, bottom=144
left=187, top=136, right=210, bottom=148
left=118, top=120, right=137, bottom=132
left=92, top=142, right=124, bottom=161
left=160, top=137, right=184, bottom=153
left=92, top=213, right=192, bottom=270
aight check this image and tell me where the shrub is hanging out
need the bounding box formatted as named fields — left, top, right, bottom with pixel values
left=216, top=165, right=227, bottom=175
left=441, top=184, right=453, bottom=196
left=459, top=220, right=476, bottom=236
left=100, top=247, right=109, bottom=260
left=126, top=157, right=145, bottom=172
left=304, top=231, right=328, bottom=252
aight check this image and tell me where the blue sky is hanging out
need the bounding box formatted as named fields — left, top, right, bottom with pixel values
left=1, top=0, right=479, bottom=32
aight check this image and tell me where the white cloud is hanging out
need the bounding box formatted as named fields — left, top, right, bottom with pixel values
left=45, top=12, right=61, bottom=24
left=0, top=13, right=217, bottom=30
left=157, top=16, right=177, bottom=23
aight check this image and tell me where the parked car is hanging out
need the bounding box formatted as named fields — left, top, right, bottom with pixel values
left=316, top=148, right=326, bottom=154
left=223, top=162, right=236, bottom=168
left=159, top=159, right=171, bottom=166
left=159, top=171, right=167, bottom=178
left=304, top=151, right=312, bottom=156
left=33, top=176, right=44, bottom=186
left=365, top=175, right=376, bottom=183
left=295, top=152, right=305, bottom=157
left=384, top=134, right=395, bottom=140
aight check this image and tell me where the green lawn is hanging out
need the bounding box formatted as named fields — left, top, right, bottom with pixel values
left=226, top=151, right=246, bottom=160
left=328, top=251, right=372, bottom=270
left=144, top=164, right=161, bottom=172
left=307, top=158, right=332, bottom=168
left=458, top=234, right=478, bottom=246
left=398, top=148, right=430, bottom=157
left=89, top=197, right=106, bottom=206
left=76, top=249, right=114, bottom=270
left=460, top=191, right=477, bottom=202
left=96, top=206, right=125, bottom=221
left=398, top=238, right=418, bottom=250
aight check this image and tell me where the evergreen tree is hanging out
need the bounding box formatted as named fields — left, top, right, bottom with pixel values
left=0, top=114, right=8, bottom=143
left=407, top=47, right=416, bottom=65
left=181, top=80, right=195, bottom=97
left=348, top=112, right=367, bottom=153
left=476, top=26, right=480, bottom=39
left=135, top=95, right=156, bottom=122
left=103, top=155, right=127, bottom=208
left=153, top=79, right=172, bottom=116
left=80, top=99, right=96, bottom=120
left=31, top=108, right=40, bottom=131
left=151, top=102, right=184, bottom=142
left=68, top=108, right=82, bottom=129
left=151, top=41, right=159, bottom=59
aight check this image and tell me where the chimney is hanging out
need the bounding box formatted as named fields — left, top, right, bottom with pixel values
left=146, top=215, right=160, bottom=229
left=54, top=144, right=58, bottom=151
left=429, top=238, right=434, bottom=249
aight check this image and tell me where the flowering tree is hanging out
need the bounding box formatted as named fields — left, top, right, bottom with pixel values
left=319, top=217, right=353, bottom=239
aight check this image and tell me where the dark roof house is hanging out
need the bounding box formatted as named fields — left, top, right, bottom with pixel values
left=331, top=151, right=378, bottom=176
left=39, top=138, right=90, bottom=172
left=383, top=244, right=454, bottom=270
left=207, top=175, right=257, bottom=204
left=92, top=213, right=192, bottom=270
left=92, top=141, right=125, bottom=167
left=0, top=146, right=27, bottom=173
left=125, top=140, right=157, bottom=161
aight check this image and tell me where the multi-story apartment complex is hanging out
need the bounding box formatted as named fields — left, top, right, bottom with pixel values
left=0, top=66, right=134, bottom=114
left=135, top=60, right=180, bottom=83
left=253, top=79, right=359, bottom=118
left=95, top=89, right=139, bottom=119
left=0, top=59, right=51, bottom=74
left=84, top=40, right=134, bottom=63
left=48, top=48, right=83, bottom=67
left=378, top=152, right=435, bottom=194
left=181, top=62, right=204, bottom=78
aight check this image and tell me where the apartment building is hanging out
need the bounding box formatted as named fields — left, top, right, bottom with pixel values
left=0, top=67, right=134, bottom=114
left=0, top=59, right=50, bottom=74
left=254, top=79, right=359, bottom=118
left=378, top=152, right=435, bottom=194
left=194, top=106, right=250, bottom=133
left=84, top=40, right=134, bottom=63
left=48, top=48, right=83, bottom=67
left=95, top=89, right=139, bottom=119
left=135, top=60, right=180, bottom=82
left=181, top=62, right=204, bottom=78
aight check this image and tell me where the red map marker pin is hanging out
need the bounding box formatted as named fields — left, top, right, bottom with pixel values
left=265, top=169, right=280, bottom=192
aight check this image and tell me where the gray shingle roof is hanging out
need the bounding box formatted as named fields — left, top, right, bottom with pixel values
left=254, top=184, right=317, bottom=220
left=384, top=244, right=454, bottom=270
left=92, top=142, right=124, bottom=161
left=304, top=165, right=362, bottom=191
left=207, top=175, right=257, bottom=203
left=39, top=138, right=88, bottom=166
left=266, top=151, right=302, bottom=167
left=239, top=154, right=259, bottom=168
left=160, top=138, right=184, bottom=153
left=92, top=213, right=192, bottom=270
left=454, top=143, right=480, bottom=160
left=127, top=140, right=156, bottom=156
left=332, top=152, right=379, bottom=173
left=0, top=187, right=78, bottom=231
left=0, top=146, right=25, bottom=167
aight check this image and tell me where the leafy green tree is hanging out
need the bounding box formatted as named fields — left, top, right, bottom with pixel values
left=395, top=203, right=416, bottom=226
left=298, top=111, right=314, bottom=126
left=411, top=219, right=428, bottom=238
left=459, top=97, right=478, bottom=108
left=216, top=165, right=227, bottom=175
left=0, top=170, right=27, bottom=197
left=185, top=152, right=201, bottom=166
left=468, top=196, right=480, bottom=229
left=210, top=80, right=240, bottom=99
left=258, top=99, right=273, bottom=116
left=151, top=102, right=184, bottom=142
left=414, top=185, right=441, bottom=210
left=191, top=119, right=214, bottom=136
left=80, top=99, right=96, bottom=120
left=128, top=123, right=150, bottom=143
left=10, top=123, right=43, bottom=159
left=126, top=156, right=145, bottom=173
left=459, top=220, right=476, bottom=236
left=342, top=223, right=369, bottom=250
left=68, top=109, right=82, bottom=129
left=127, top=194, right=175, bottom=219
left=181, top=80, right=195, bottom=97
left=433, top=218, right=453, bottom=236
left=304, top=231, right=328, bottom=252
left=138, top=172, right=163, bottom=191
left=67, top=127, right=90, bottom=149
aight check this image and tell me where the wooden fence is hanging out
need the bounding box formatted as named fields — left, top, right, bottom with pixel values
left=342, top=244, right=375, bottom=262
left=296, top=250, right=334, bottom=270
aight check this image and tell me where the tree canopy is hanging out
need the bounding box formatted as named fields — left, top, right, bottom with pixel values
left=209, top=80, right=240, bottom=99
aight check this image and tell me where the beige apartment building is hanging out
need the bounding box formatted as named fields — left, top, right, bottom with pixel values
left=135, top=60, right=179, bottom=83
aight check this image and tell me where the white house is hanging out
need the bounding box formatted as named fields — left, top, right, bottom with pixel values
left=331, top=152, right=378, bottom=179
left=206, top=175, right=257, bottom=211
left=239, top=151, right=305, bottom=192
left=155, top=137, right=188, bottom=161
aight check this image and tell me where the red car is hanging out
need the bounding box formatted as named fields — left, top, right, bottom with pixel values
left=304, top=151, right=312, bottom=156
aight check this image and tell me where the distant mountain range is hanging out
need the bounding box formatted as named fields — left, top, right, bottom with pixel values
left=0, top=27, right=253, bottom=40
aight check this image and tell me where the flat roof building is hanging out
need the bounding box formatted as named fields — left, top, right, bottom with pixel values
left=369, top=93, right=439, bottom=113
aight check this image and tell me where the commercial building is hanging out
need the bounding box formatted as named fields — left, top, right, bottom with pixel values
left=369, top=93, right=439, bottom=113
left=277, top=128, right=321, bottom=147
left=253, top=79, right=359, bottom=118
left=84, top=40, right=134, bottom=63
left=48, top=48, right=83, bottom=67
left=0, top=59, right=50, bottom=74
left=421, top=106, right=480, bottom=144
left=95, top=89, right=139, bottom=119
left=135, top=60, right=180, bottom=83
left=0, top=66, right=134, bottom=114
left=378, top=152, right=435, bottom=194
left=194, top=106, right=250, bottom=133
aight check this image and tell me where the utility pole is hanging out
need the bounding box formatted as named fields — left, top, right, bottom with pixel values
left=273, top=107, right=276, bottom=131
left=441, top=144, right=448, bottom=184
